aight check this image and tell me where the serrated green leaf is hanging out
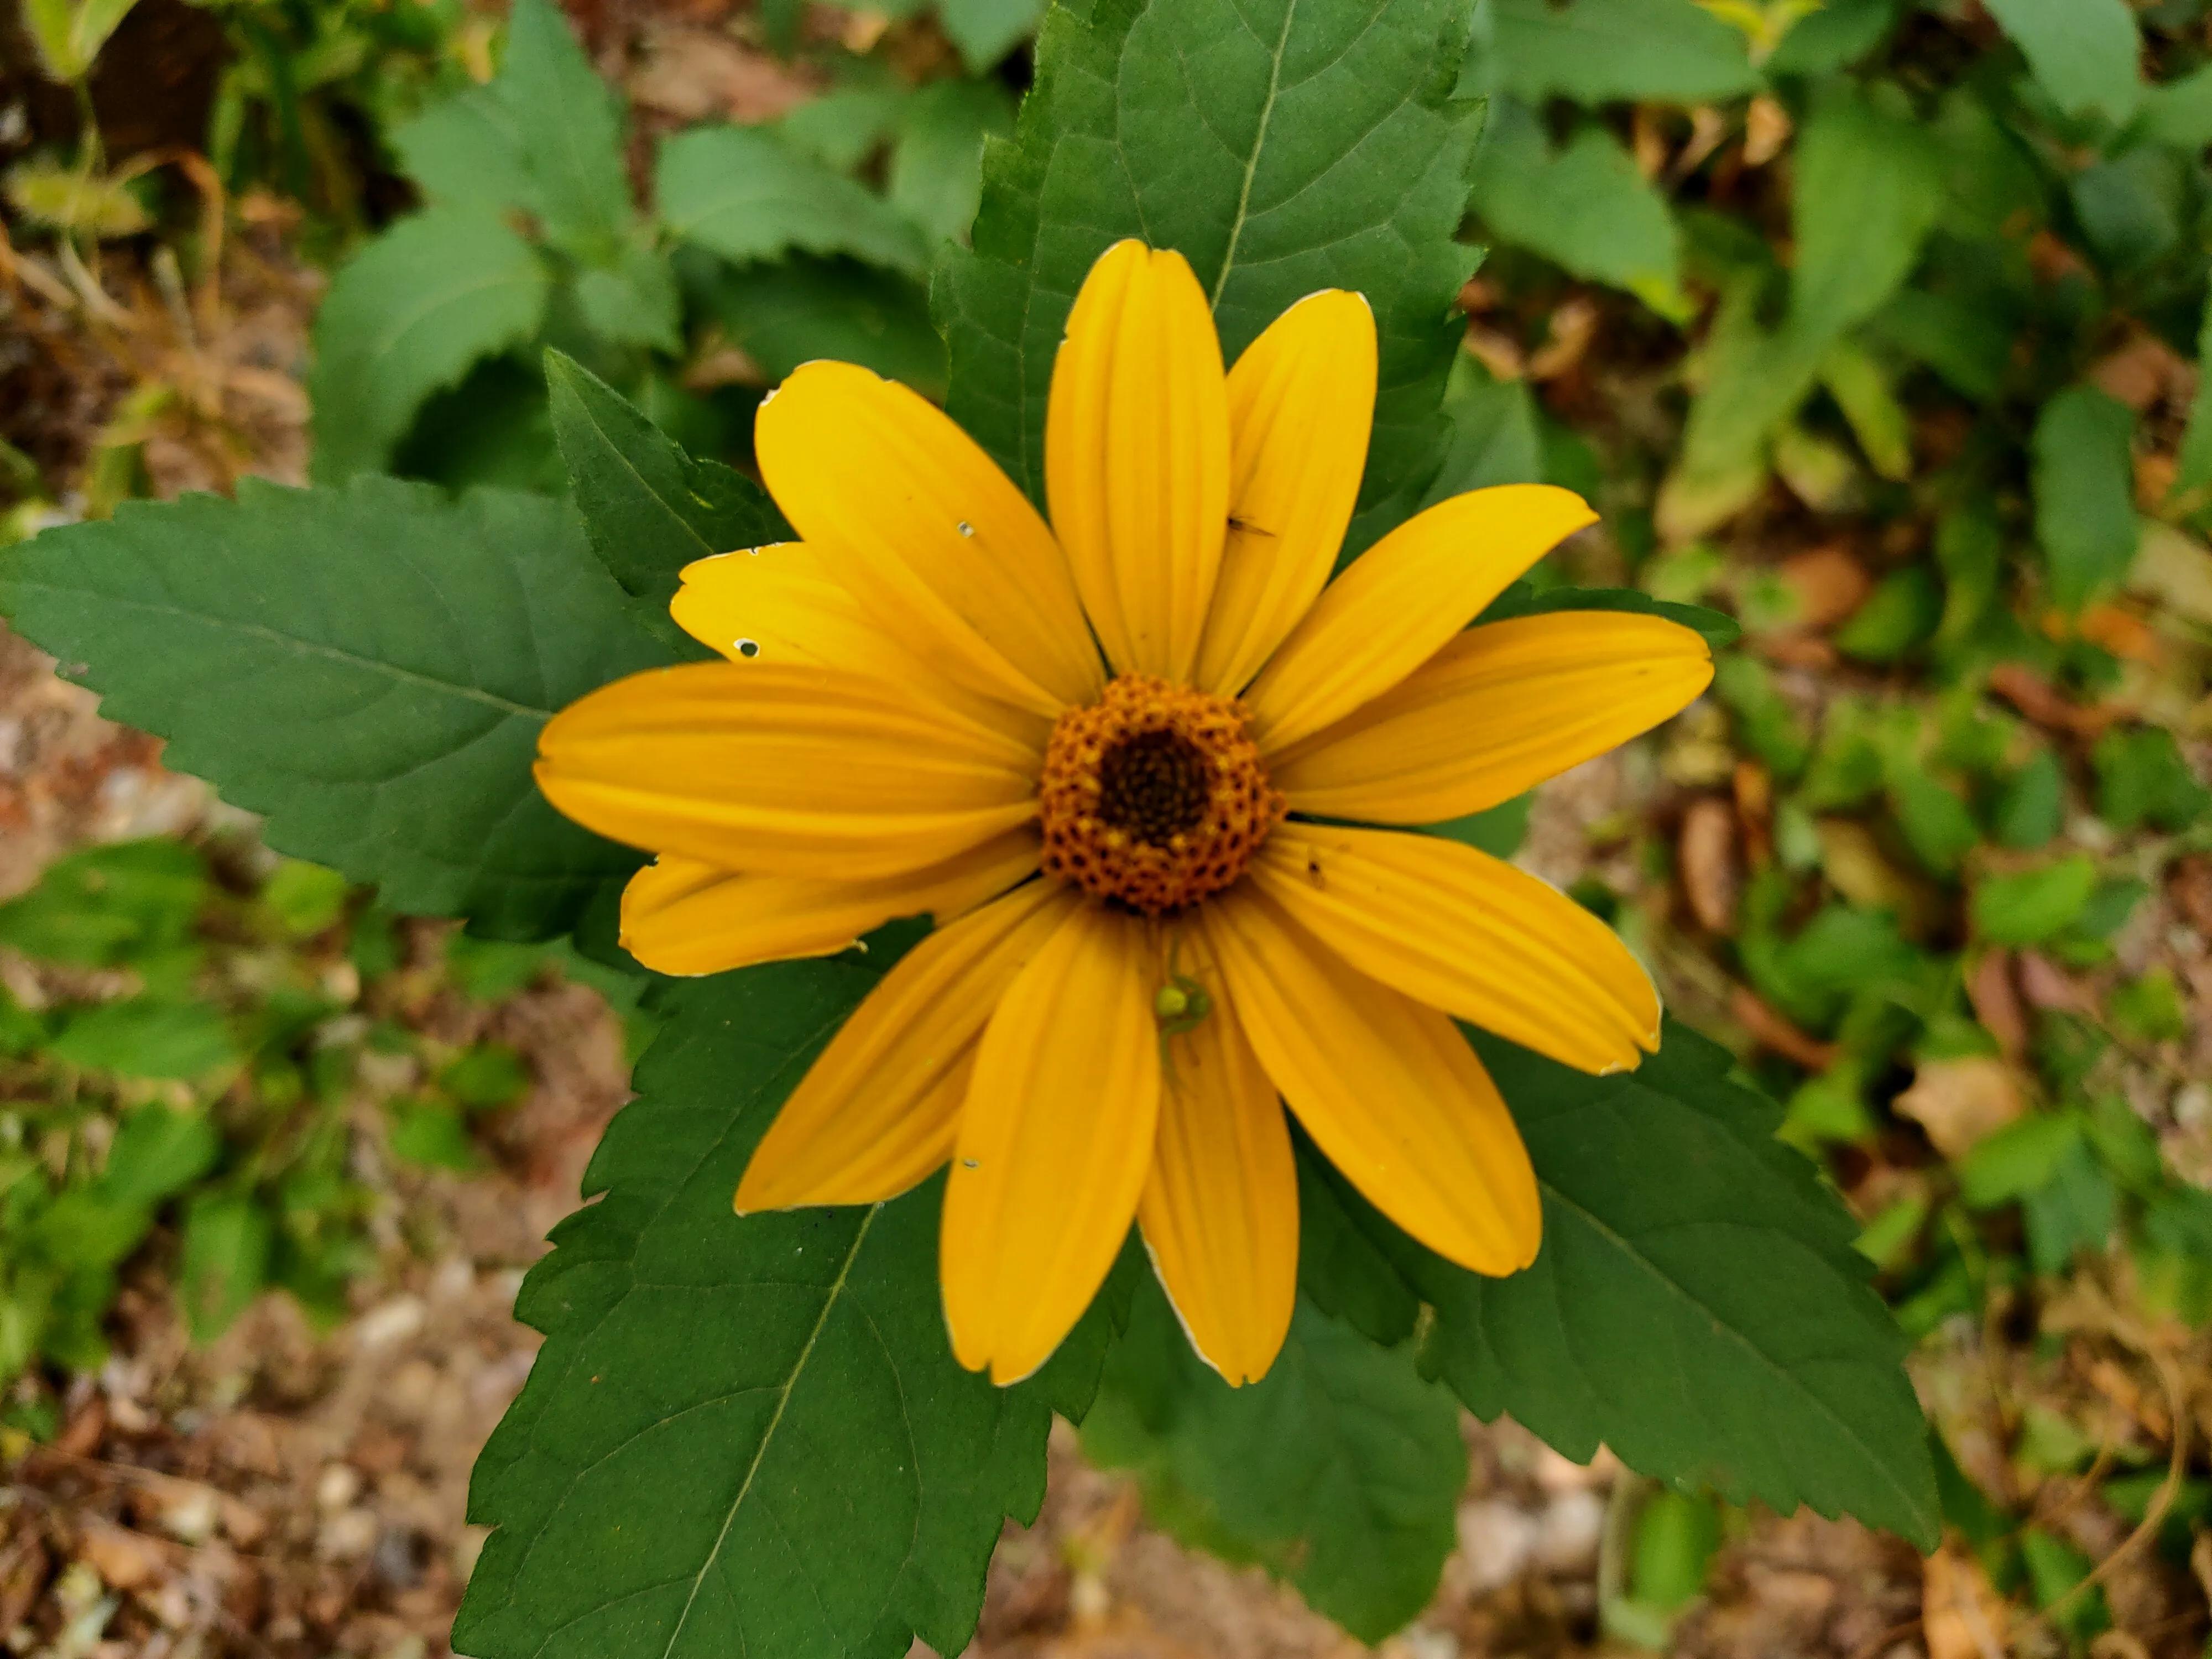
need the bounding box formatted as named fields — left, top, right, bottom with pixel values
left=1084, top=1282, right=1462, bottom=1642
left=390, top=86, right=538, bottom=219
left=307, top=207, right=550, bottom=482
left=1484, top=0, right=1757, bottom=106
left=573, top=242, right=684, bottom=355
left=499, top=0, right=634, bottom=256
left=940, top=0, right=1485, bottom=554
left=0, top=478, right=664, bottom=938
left=455, top=961, right=1056, bottom=1659
left=1981, top=0, right=2143, bottom=124
left=1313, top=1024, right=1939, bottom=1547
left=2032, top=385, right=2140, bottom=612
left=698, top=257, right=946, bottom=395
left=544, top=349, right=789, bottom=615
left=890, top=79, right=1015, bottom=247
left=658, top=126, right=932, bottom=277
left=940, top=0, right=1046, bottom=69
left=1472, top=100, right=1683, bottom=311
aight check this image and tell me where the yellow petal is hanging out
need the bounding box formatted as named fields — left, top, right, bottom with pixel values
left=1199, top=888, right=1540, bottom=1275
left=618, top=830, right=1041, bottom=977
left=1271, top=611, right=1714, bottom=822
left=1045, top=239, right=1230, bottom=682
left=1243, top=484, right=1598, bottom=752
left=1195, top=289, right=1377, bottom=696
left=1139, top=933, right=1297, bottom=1385
left=735, top=881, right=1076, bottom=1212
left=535, top=661, right=1039, bottom=880
left=942, top=900, right=1161, bottom=1384
left=670, top=543, right=1053, bottom=750
left=754, top=360, right=1102, bottom=716
left=670, top=542, right=880, bottom=668
left=1252, top=823, right=1659, bottom=1074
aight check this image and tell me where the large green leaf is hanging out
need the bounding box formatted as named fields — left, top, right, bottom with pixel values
left=455, top=960, right=1056, bottom=1659
left=545, top=350, right=789, bottom=618
left=0, top=478, right=662, bottom=938
left=2032, top=385, right=2140, bottom=612
left=658, top=126, right=933, bottom=278
left=1303, top=1024, right=1940, bottom=1548
left=1471, top=100, right=1682, bottom=312
left=1483, top=0, right=1757, bottom=107
left=1083, top=1284, right=1463, bottom=1642
left=940, top=0, right=1485, bottom=553
left=1981, top=0, right=2143, bottom=124
left=307, top=208, right=550, bottom=483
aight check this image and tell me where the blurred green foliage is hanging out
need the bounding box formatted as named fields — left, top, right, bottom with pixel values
left=0, top=837, right=598, bottom=1385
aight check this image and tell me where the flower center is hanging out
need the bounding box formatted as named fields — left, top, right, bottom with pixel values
left=1039, top=675, right=1285, bottom=916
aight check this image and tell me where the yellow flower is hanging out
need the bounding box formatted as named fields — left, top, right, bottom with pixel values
left=535, top=239, right=1714, bottom=1387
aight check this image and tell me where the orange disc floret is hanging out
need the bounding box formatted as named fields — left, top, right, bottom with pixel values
left=1039, top=675, right=1285, bottom=916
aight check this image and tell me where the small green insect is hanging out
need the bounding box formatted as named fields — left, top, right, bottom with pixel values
left=1154, top=942, right=1214, bottom=1081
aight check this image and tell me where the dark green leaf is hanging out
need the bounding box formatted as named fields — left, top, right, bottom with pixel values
left=1318, top=1025, right=1939, bottom=1547
left=700, top=258, right=946, bottom=396
left=658, top=126, right=932, bottom=276
left=1981, top=0, right=2142, bottom=124
left=307, top=208, right=551, bottom=482
left=2032, top=387, right=2140, bottom=611
left=0, top=478, right=665, bottom=938
left=1483, top=0, right=1758, bottom=105
left=455, top=962, right=1055, bottom=1659
left=941, top=0, right=1485, bottom=552
left=1083, top=1283, right=1463, bottom=1642
left=545, top=349, right=789, bottom=615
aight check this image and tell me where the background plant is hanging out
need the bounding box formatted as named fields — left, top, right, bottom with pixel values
left=0, top=0, right=2209, bottom=1653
